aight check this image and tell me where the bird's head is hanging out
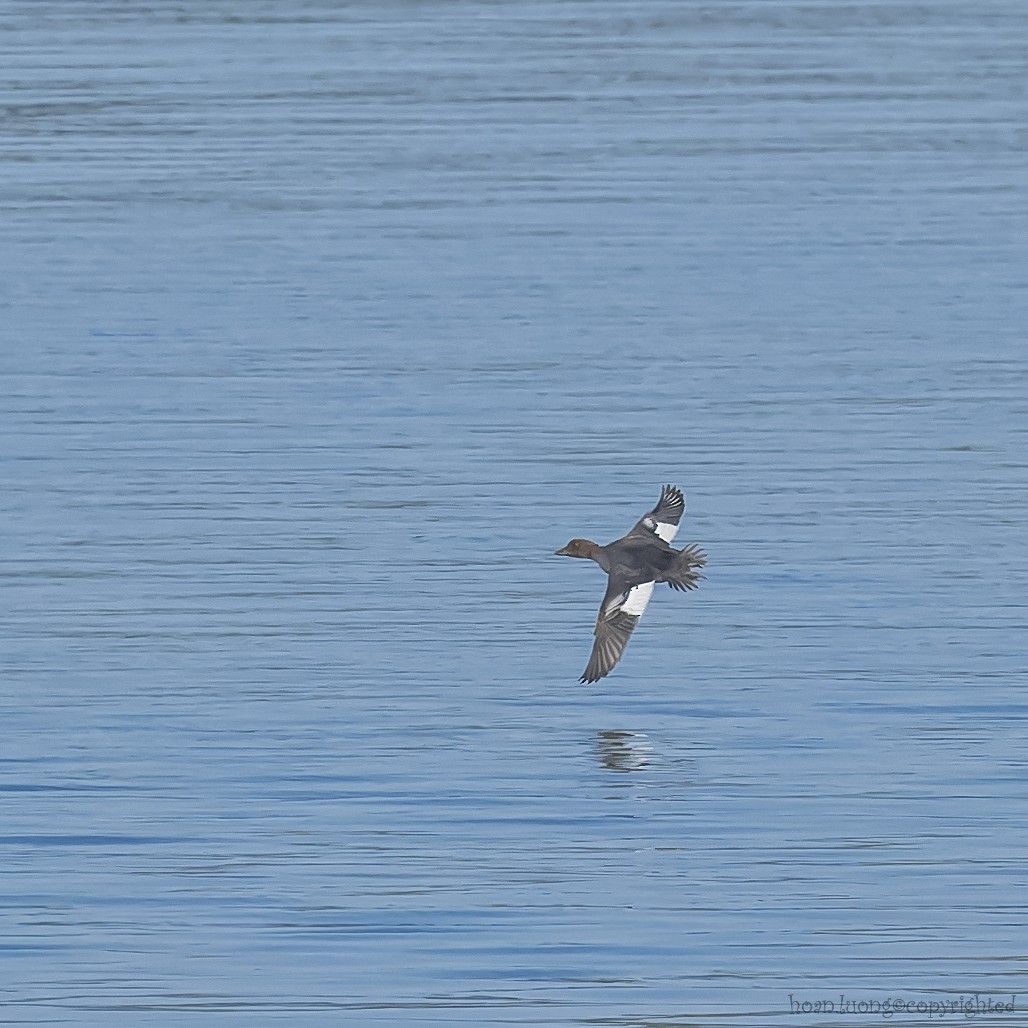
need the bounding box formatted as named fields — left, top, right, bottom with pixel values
left=555, top=538, right=599, bottom=559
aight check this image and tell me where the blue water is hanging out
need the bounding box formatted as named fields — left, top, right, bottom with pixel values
left=3, top=2, right=1027, bottom=1025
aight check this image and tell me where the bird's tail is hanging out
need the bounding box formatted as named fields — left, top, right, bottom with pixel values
left=665, top=544, right=707, bottom=591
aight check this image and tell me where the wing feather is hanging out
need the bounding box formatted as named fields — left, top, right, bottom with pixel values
left=581, top=580, right=655, bottom=683
left=628, top=484, right=685, bottom=544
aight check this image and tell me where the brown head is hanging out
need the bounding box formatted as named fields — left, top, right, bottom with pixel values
left=555, top=538, right=600, bottom=559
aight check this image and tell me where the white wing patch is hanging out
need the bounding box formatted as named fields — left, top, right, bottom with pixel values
left=621, top=581, right=654, bottom=617
left=642, top=516, right=679, bottom=544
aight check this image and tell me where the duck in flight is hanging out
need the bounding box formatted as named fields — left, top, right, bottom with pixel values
left=555, top=485, right=706, bottom=682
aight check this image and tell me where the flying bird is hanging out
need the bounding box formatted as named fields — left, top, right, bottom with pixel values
left=555, top=485, right=706, bottom=682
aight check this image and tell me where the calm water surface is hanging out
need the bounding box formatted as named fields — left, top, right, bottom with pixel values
left=3, top=1, right=1027, bottom=1025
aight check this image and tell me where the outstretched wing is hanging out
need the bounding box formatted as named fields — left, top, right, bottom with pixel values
left=580, top=578, right=655, bottom=683
left=628, top=484, right=685, bottom=544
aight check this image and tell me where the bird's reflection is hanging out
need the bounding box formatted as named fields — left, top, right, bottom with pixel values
left=595, top=730, right=653, bottom=772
